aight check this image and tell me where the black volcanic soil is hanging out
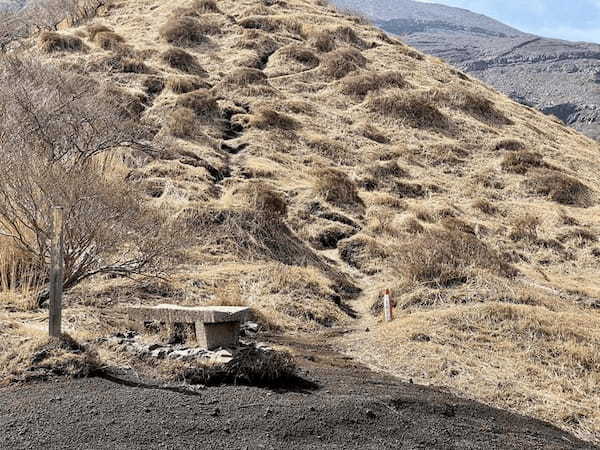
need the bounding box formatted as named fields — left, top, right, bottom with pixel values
left=0, top=334, right=595, bottom=450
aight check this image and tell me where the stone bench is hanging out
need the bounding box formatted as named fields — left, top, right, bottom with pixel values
left=127, top=304, right=250, bottom=350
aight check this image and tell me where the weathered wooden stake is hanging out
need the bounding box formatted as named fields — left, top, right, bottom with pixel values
left=384, top=288, right=392, bottom=322
left=49, top=206, right=64, bottom=338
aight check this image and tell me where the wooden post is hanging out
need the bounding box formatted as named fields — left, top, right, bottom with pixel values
left=384, top=289, right=392, bottom=322
left=49, top=206, right=64, bottom=338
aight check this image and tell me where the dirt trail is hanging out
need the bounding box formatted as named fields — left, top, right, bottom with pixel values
left=1, top=333, right=595, bottom=450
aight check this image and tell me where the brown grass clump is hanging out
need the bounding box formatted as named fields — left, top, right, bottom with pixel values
left=160, top=17, right=208, bottom=45
left=195, top=0, right=221, bottom=13
left=356, top=123, right=390, bottom=144
left=438, top=85, right=511, bottom=124
left=339, top=71, right=406, bottom=98
left=94, top=31, right=125, bottom=51
left=501, top=151, right=548, bottom=174
left=338, top=234, right=388, bottom=274
left=274, top=45, right=320, bottom=69
left=87, top=24, right=113, bottom=41
left=527, top=171, right=594, bottom=207
left=472, top=199, right=498, bottom=215
left=249, top=107, right=299, bottom=130
left=166, top=75, right=210, bottom=94
left=367, top=90, right=448, bottom=129
left=239, top=15, right=302, bottom=35
left=223, top=182, right=288, bottom=217
left=175, top=89, right=220, bottom=119
left=166, top=107, right=200, bottom=139
left=494, top=138, right=526, bottom=151
left=1, top=333, right=98, bottom=383
left=223, top=68, right=268, bottom=86
left=305, top=135, right=353, bottom=165
left=320, top=47, right=367, bottom=79
left=160, top=48, right=205, bottom=74
left=307, top=29, right=337, bottom=53
left=39, top=32, right=86, bottom=53
left=396, top=230, right=516, bottom=287
left=313, top=168, right=362, bottom=207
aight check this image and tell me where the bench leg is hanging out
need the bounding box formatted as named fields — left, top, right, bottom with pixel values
left=195, top=321, right=240, bottom=350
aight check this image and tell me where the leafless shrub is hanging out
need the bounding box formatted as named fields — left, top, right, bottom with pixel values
left=0, top=57, right=171, bottom=304
left=160, top=48, right=205, bottom=74
left=39, top=31, right=86, bottom=53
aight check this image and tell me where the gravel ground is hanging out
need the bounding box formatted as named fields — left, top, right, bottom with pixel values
left=0, top=336, right=596, bottom=450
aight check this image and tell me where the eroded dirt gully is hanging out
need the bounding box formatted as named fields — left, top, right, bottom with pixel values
left=0, top=332, right=595, bottom=450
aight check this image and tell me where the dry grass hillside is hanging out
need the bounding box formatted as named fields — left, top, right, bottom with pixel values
left=1, top=0, right=600, bottom=443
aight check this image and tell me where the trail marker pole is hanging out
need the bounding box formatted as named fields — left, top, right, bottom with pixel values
left=384, top=289, right=392, bottom=322
left=49, top=206, right=64, bottom=338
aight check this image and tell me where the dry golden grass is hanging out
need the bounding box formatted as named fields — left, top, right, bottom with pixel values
left=94, top=31, right=125, bottom=51
left=4, top=0, right=600, bottom=442
left=39, top=32, right=86, bottom=53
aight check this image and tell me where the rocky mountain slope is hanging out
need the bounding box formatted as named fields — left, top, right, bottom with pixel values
left=334, top=0, right=600, bottom=140
left=1, top=0, right=599, bottom=443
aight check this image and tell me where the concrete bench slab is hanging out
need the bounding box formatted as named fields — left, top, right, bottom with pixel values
left=127, top=304, right=251, bottom=350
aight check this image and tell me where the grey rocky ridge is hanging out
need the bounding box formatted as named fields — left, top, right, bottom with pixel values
left=334, top=0, right=600, bottom=140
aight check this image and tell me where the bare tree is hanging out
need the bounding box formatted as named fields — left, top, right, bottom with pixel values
left=0, top=56, right=172, bottom=305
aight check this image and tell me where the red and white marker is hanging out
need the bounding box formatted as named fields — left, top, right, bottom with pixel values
left=383, top=289, right=392, bottom=322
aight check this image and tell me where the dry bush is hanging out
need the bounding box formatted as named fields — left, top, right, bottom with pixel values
left=366, top=90, right=448, bottom=128
left=249, top=107, right=299, bottom=130
left=396, top=230, right=516, bottom=287
left=234, top=29, right=279, bottom=55
left=306, top=29, right=336, bottom=53
left=0, top=241, right=44, bottom=311
left=339, top=71, right=406, bottom=98
left=331, top=25, right=368, bottom=48
left=223, top=67, right=268, bottom=86
left=494, top=138, right=526, bottom=151
left=558, top=228, right=598, bottom=244
left=94, top=31, right=125, bottom=51
left=87, top=23, right=113, bottom=41
left=501, top=151, right=547, bottom=174
left=39, top=31, right=85, bottom=53
left=313, top=168, right=362, bottom=207
left=473, top=199, right=498, bottom=215
left=527, top=171, right=594, bottom=207
left=367, top=160, right=409, bottom=179
left=0, top=56, right=173, bottom=302
left=320, top=47, right=367, bottom=79
left=161, top=48, right=205, bottom=74
left=160, top=17, right=208, bottom=45
left=309, top=223, right=355, bottom=250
